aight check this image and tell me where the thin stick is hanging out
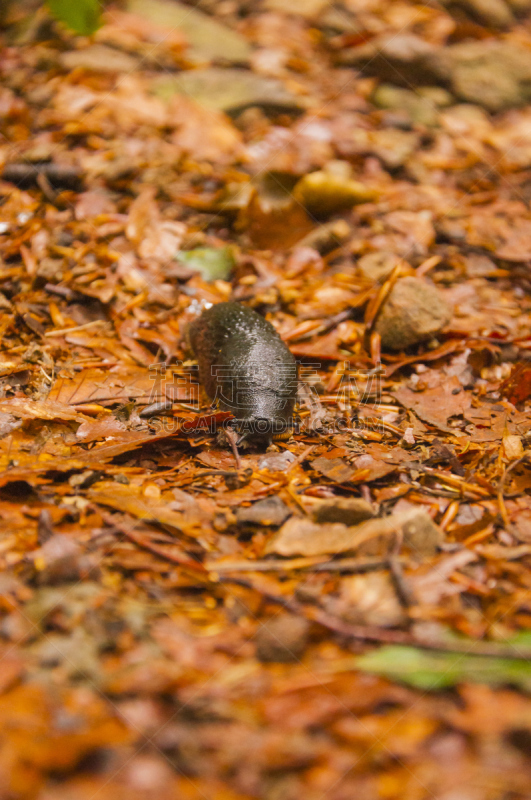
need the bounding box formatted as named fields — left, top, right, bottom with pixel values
left=224, top=426, right=242, bottom=470
left=497, top=454, right=529, bottom=533
left=221, top=576, right=531, bottom=660
left=206, top=555, right=407, bottom=573
left=45, top=320, right=107, bottom=337
left=95, top=507, right=207, bottom=575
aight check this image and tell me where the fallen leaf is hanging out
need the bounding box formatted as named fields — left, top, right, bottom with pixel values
left=268, top=508, right=442, bottom=557
left=0, top=398, right=90, bottom=423
left=393, top=376, right=472, bottom=433
left=127, top=0, right=251, bottom=63
left=357, top=646, right=531, bottom=691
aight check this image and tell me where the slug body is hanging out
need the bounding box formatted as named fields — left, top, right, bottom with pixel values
left=188, top=302, right=298, bottom=444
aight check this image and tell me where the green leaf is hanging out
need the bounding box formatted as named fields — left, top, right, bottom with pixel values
left=47, top=0, right=101, bottom=35
left=175, top=247, right=235, bottom=282
left=356, top=646, right=531, bottom=691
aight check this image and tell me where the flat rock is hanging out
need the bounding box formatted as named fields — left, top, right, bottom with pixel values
left=425, top=41, right=531, bottom=112
left=60, top=45, right=139, bottom=73
left=311, top=497, right=375, bottom=526
left=236, top=496, right=291, bottom=527
left=372, top=84, right=453, bottom=126
left=153, top=68, right=303, bottom=114
left=336, top=572, right=407, bottom=627
left=374, top=277, right=452, bottom=351
left=441, top=0, right=515, bottom=28
left=338, top=33, right=436, bottom=85
left=127, top=0, right=251, bottom=63
left=268, top=508, right=442, bottom=557
left=344, top=34, right=531, bottom=112
left=258, top=450, right=296, bottom=472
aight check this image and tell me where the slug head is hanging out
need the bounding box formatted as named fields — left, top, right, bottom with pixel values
left=231, top=415, right=294, bottom=447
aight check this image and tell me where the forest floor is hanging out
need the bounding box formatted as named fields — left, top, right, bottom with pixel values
left=2, top=0, right=531, bottom=797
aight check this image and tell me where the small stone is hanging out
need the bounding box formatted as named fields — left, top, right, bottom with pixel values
left=31, top=535, right=98, bottom=585
left=127, top=0, right=251, bottom=64
left=337, top=572, right=407, bottom=627
left=311, top=498, right=375, bottom=526
left=338, top=33, right=436, bottom=85
left=417, top=86, right=455, bottom=106
left=426, top=41, right=531, bottom=112
left=442, top=0, right=515, bottom=28
left=258, top=451, right=296, bottom=472
left=357, top=251, right=401, bottom=283
left=401, top=510, right=442, bottom=557
left=254, top=614, right=310, bottom=663
left=236, top=496, right=291, bottom=527
left=373, top=84, right=453, bottom=126
left=153, top=69, right=303, bottom=115
left=361, top=129, right=419, bottom=169
left=374, top=277, right=452, bottom=351
left=268, top=508, right=443, bottom=557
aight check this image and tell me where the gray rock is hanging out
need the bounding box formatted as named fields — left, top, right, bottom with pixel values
left=374, top=276, right=452, bottom=350
left=338, top=33, right=436, bottom=85
left=401, top=511, right=442, bottom=557
left=344, top=34, right=531, bottom=113
left=236, top=495, right=291, bottom=527
left=426, top=41, right=531, bottom=112
left=258, top=450, right=296, bottom=472
left=372, top=84, right=453, bottom=126
left=441, top=0, right=515, bottom=28
left=154, top=68, right=303, bottom=115
left=311, top=497, right=375, bottom=526
left=127, top=0, right=251, bottom=64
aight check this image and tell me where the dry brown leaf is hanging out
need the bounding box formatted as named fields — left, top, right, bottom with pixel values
left=268, top=508, right=442, bottom=557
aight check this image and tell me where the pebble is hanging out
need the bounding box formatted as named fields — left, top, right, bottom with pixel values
left=236, top=495, right=291, bottom=527
left=254, top=614, right=310, bottom=663
left=374, top=276, right=452, bottom=350
left=373, top=84, right=453, bottom=126
left=442, top=0, right=515, bottom=28
left=426, top=41, right=531, bottom=112
left=311, top=497, right=375, bottom=526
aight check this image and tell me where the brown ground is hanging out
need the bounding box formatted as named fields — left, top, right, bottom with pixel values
left=1, top=0, right=531, bottom=798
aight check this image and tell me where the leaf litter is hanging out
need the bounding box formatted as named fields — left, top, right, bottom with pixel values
left=2, top=0, right=531, bottom=797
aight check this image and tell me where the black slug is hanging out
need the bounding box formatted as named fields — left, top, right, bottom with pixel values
left=188, top=302, right=298, bottom=444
